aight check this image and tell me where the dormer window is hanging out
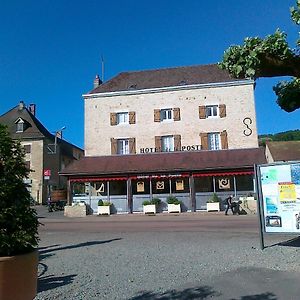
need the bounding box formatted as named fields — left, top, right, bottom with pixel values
left=15, top=118, right=26, bottom=133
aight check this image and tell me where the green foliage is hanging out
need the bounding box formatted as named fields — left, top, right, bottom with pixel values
left=207, top=193, right=221, bottom=203
left=273, top=78, right=300, bottom=112
left=167, top=196, right=182, bottom=205
left=219, top=30, right=293, bottom=79
left=259, top=129, right=300, bottom=145
left=98, top=200, right=111, bottom=206
left=0, top=124, right=39, bottom=256
left=142, top=198, right=161, bottom=206
left=219, top=1, right=300, bottom=112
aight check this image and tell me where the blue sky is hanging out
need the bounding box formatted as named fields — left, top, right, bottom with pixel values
left=0, top=0, right=299, bottom=148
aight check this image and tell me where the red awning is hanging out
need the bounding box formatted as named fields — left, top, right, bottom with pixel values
left=70, top=177, right=127, bottom=183
left=130, top=173, right=190, bottom=180
left=193, top=171, right=253, bottom=177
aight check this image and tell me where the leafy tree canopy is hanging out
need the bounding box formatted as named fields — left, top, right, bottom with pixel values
left=219, top=1, right=300, bottom=112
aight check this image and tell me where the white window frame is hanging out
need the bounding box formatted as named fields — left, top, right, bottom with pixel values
left=160, top=108, right=173, bottom=122
left=208, top=133, right=221, bottom=150
left=161, top=135, right=174, bottom=152
left=117, top=112, right=129, bottom=125
left=16, top=122, right=24, bottom=133
left=117, top=139, right=129, bottom=155
left=206, top=105, right=219, bottom=118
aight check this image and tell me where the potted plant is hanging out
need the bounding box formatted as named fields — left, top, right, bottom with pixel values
left=0, top=124, right=39, bottom=300
left=97, top=200, right=112, bottom=215
left=206, top=193, right=221, bottom=212
left=142, top=198, right=161, bottom=214
left=167, top=196, right=182, bottom=213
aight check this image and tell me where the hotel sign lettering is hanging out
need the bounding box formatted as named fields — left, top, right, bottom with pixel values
left=140, top=145, right=201, bottom=154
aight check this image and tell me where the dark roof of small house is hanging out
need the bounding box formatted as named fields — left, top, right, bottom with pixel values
left=0, top=104, right=83, bottom=156
left=266, top=141, right=300, bottom=162
left=88, top=64, right=245, bottom=94
left=60, top=148, right=266, bottom=177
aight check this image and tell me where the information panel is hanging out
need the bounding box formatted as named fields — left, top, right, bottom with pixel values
left=259, top=162, right=300, bottom=233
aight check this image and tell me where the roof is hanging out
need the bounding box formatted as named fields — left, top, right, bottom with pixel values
left=60, top=148, right=266, bottom=177
left=88, top=64, right=245, bottom=94
left=266, top=141, right=300, bottom=162
left=0, top=103, right=83, bottom=156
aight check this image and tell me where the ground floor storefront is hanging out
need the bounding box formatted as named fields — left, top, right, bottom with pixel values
left=70, top=171, right=254, bottom=214
left=61, top=148, right=266, bottom=215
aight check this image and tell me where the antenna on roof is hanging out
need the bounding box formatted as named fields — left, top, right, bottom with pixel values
left=101, top=54, right=104, bottom=82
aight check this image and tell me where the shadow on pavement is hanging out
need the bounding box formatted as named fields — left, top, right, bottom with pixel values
left=278, top=236, right=300, bottom=247
left=130, top=288, right=277, bottom=300
left=38, top=274, right=77, bottom=293
left=39, top=238, right=122, bottom=255
left=130, top=286, right=219, bottom=299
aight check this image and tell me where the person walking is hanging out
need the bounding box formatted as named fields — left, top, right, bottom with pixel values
left=225, top=195, right=234, bottom=215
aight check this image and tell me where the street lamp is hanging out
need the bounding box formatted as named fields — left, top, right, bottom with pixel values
left=54, top=126, right=66, bottom=154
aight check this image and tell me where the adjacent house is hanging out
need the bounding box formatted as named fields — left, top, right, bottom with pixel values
left=265, top=141, right=300, bottom=163
left=0, top=101, right=83, bottom=204
left=61, top=64, right=266, bottom=213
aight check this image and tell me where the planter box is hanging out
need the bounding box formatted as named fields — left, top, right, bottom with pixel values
left=168, top=203, right=181, bottom=213
left=98, top=206, right=111, bottom=215
left=0, top=250, right=38, bottom=300
left=143, top=204, right=156, bottom=214
left=64, top=205, right=87, bottom=217
left=206, top=202, right=220, bottom=212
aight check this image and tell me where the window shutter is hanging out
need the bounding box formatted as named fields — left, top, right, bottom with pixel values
left=110, top=113, right=117, bottom=126
left=200, top=133, right=208, bottom=150
left=174, top=135, right=181, bottom=151
left=154, top=109, right=161, bottom=122
left=221, top=130, right=228, bottom=149
left=129, top=111, right=136, bottom=124
left=219, top=104, right=226, bottom=118
left=173, top=108, right=181, bottom=121
left=199, top=106, right=206, bottom=119
left=129, top=138, right=136, bottom=154
left=111, top=138, right=117, bottom=154
left=155, top=136, right=162, bottom=151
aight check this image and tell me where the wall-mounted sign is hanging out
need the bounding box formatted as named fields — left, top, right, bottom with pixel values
left=96, top=182, right=105, bottom=195
left=243, top=117, right=253, bottom=136
left=140, top=145, right=201, bottom=154
left=218, top=178, right=230, bottom=189
left=176, top=179, right=184, bottom=191
left=156, top=181, right=165, bottom=190
left=43, top=169, right=51, bottom=180
left=137, top=181, right=145, bottom=192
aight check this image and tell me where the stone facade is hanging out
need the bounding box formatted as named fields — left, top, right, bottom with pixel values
left=84, top=81, right=258, bottom=156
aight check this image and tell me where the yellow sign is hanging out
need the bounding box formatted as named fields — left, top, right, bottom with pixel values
left=176, top=179, right=184, bottom=191
left=137, top=181, right=145, bottom=192
left=278, top=182, right=296, bottom=202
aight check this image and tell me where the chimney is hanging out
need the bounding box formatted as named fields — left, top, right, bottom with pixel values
left=18, top=101, right=25, bottom=110
left=28, top=104, right=36, bottom=116
left=93, top=74, right=102, bottom=89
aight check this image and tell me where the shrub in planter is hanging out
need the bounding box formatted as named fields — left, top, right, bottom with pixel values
left=0, top=124, right=39, bottom=299
left=142, top=198, right=161, bottom=214
left=167, top=196, right=182, bottom=205
left=206, top=193, right=221, bottom=212
left=97, top=200, right=112, bottom=215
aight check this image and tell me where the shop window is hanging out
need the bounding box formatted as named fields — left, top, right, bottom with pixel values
left=236, top=175, right=254, bottom=191
left=215, top=176, right=234, bottom=192
left=90, top=181, right=108, bottom=196
left=110, top=180, right=127, bottom=195
left=171, top=177, right=189, bottom=193
left=73, top=182, right=88, bottom=196
left=194, top=177, right=213, bottom=192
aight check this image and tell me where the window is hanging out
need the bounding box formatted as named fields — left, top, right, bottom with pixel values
left=160, top=109, right=173, bottom=121
left=16, top=122, right=24, bottom=132
left=206, top=105, right=218, bottom=118
left=117, top=112, right=129, bottom=124
left=117, top=139, right=129, bottom=154
left=208, top=133, right=221, bottom=150
left=161, top=136, right=174, bottom=152
left=24, top=144, right=31, bottom=153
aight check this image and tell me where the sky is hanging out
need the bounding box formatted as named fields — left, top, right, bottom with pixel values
left=0, top=0, right=299, bottom=149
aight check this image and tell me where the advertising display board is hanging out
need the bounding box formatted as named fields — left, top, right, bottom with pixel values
left=257, top=162, right=300, bottom=233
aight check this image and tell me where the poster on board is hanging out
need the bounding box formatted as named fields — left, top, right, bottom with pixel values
left=258, top=162, right=300, bottom=233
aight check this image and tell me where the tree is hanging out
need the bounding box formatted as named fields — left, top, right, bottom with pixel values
left=219, top=1, right=300, bottom=112
left=0, top=124, right=39, bottom=256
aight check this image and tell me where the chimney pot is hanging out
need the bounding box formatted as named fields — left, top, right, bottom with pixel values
left=93, top=74, right=102, bottom=89
left=18, top=101, right=25, bottom=110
